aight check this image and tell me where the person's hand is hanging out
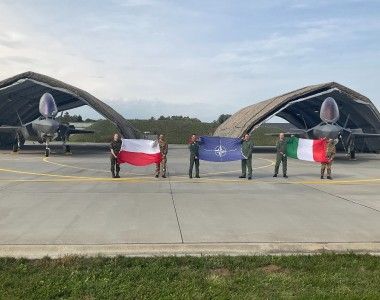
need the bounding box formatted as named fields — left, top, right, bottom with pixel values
left=195, top=156, right=198, bottom=159
left=114, top=154, right=118, bottom=158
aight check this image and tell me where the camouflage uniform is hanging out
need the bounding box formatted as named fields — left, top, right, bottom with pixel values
left=274, top=138, right=288, bottom=176
left=110, top=139, right=122, bottom=178
left=241, top=139, right=254, bottom=178
left=321, top=140, right=336, bottom=178
left=189, top=141, right=200, bottom=178
left=156, top=139, right=168, bottom=177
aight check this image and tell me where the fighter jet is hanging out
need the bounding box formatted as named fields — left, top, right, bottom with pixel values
left=267, top=97, right=380, bottom=158
left=0, top=93, right=93, bottom=157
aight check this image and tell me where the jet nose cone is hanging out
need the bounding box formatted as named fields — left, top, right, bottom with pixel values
left=39, top=93, right=58, bottom=118
left=320, top=97, right=339, bottom=123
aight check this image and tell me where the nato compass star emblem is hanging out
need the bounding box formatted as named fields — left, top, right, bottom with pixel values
left=214, top=144, right=227, bottom=157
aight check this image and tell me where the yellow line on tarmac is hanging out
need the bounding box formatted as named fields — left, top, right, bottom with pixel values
left=42, top=157, right=275, bottom=177
left=0, top=156, right=377, bottom=185
left=0, top=175, right=378, bottom=185
left=42, top=157, right=149, bottom=176
left=0, top=167, right=150, bottom=181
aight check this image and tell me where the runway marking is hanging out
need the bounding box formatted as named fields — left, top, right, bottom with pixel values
left=0, top=175, right=378, bottom=185
left=42, top=157, right=149, bottom=176
left=42, top=157, right=275, bottom=177
left=0, top=156, right=377, bottom=185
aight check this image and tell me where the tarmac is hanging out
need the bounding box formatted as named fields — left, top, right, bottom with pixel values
left=0, top=143, right=379, bottom=258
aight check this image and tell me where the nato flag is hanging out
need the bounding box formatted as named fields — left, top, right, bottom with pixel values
left=198, top=136, right=242, bottom=162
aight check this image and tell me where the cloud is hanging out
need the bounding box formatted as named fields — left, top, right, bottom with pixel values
left=0, top=0, right=379, bottom=122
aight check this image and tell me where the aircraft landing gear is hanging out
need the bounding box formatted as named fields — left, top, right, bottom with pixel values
left=350, top=149, right=356, bottom=160
left=64, top=145, right=71, bottom=154
left=45, top=140, right=51, bottom=157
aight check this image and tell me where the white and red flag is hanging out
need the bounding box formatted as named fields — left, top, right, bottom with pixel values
left=118, top=139, right=162, bottom=166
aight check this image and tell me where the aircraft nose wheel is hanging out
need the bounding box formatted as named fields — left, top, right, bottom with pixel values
left=65, top=145, right=71, bottom=153
left=45, top=148, right=51, bottom=157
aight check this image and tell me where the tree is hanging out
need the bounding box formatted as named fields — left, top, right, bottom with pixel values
left=217, top=114, right=231, bottom=124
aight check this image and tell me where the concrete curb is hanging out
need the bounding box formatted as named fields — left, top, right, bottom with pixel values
left=1, top=243, right=380, bottom=258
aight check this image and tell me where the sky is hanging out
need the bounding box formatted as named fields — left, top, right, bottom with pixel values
left=0, top=0, right=379, bottom=121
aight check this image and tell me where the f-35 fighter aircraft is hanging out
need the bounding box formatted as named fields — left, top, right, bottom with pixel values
left=267, top=97, right=380, bottom=158
left=0, top=93, right=93, bottom=157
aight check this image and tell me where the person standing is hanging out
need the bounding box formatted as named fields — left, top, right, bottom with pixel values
left=188, top=134, right=200, bottom=178
left=155, top=134, right=168, bottom=178
left=239, top=133, right=254, bottom=180
left=273, top=133, right=288, bottom=178
left=110, top=133, right=122, bottom=178
left=321, top=138, right=336, bottom=180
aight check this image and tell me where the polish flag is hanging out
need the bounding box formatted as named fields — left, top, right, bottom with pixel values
left=118, top=139, right=162, bottom=166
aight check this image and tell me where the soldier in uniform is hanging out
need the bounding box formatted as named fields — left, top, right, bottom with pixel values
left=188, top=134, right=200, bottom=178
left=273, top=132, right=288, bottom=178
left=239, top=133, right=254, bottom=180
left=110, top=133, right=122, bottom=178
left=155, top=134, right=168, bottom=178
left=321, top=138, right=336, bottom=180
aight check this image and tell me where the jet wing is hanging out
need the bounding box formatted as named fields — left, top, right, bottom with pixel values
left=351, top=132, right=380, bottom=138
left=68, top=128, right=94, bottom=135
left=265, top=130, right=307, bottom=137
left=0, top=126, right=21, bottom=133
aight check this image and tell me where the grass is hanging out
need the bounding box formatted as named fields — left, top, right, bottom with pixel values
left=1, top=254, right=380, bottom=299
left=70, top=119, right=282, bottom=145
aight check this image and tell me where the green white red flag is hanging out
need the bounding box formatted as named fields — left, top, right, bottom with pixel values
left=286, top=137, right=328, bottom=163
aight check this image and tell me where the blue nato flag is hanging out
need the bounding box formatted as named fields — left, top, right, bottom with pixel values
left=198, top=136, right=242, bottom=162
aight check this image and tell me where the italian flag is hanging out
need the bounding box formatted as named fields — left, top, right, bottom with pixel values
left=286, top=137, right=328, bottom=163
left=118, top=139, right=162, bottom=166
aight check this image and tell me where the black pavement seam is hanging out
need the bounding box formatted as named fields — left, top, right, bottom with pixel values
left=167, top=169, right=184, bottom=243
left=301, top=181, right=380, bottom=214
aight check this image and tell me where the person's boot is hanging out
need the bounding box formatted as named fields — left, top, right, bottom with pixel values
left=273, top=174, right=277, bottom=177
left=155, top=174, right=159, bottom=178
left=247, top=176, right=252, bottom=180
left=162, top=174, right=166, bottom=178
left=320, top=175, right=324, bottom=179
left=239, top=175, right=246, bottom=178
left=283, top=174, right=288, bottom=178
left=112, top=171, right=116, bottom=178
left=115, top=172, right=120, bottom=178
left=327, top=176, right=332, bottom=180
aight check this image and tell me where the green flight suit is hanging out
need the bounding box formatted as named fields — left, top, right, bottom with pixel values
left=241, top=139, right=254, bottom=177
left=189, top=142, right=200, bottom=178
left=274, top=138, right=288, bottom=175
left=110, top=139, right=122, bottom=177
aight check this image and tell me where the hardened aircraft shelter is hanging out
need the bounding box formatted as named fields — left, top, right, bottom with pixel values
left=214, top=82, right=380, bottom=152
left=0, top=71, right=141, bottom=144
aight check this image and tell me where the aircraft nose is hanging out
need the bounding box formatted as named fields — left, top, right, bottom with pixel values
left=320, top=97, right=339, bottom=123
left=46, top=120, right=60, bottom=134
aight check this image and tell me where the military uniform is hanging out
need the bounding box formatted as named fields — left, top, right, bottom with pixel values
left=241, top=139, right=254, bottom=179
left=321, top=140, right=336, bottom=179
left=110, top=139, right=122, bottom=178
left=156, top=139, right=168, bottom=177
left=274, top=138, right=288, bottom=177
left=189, top=141, right=200, bottom=178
